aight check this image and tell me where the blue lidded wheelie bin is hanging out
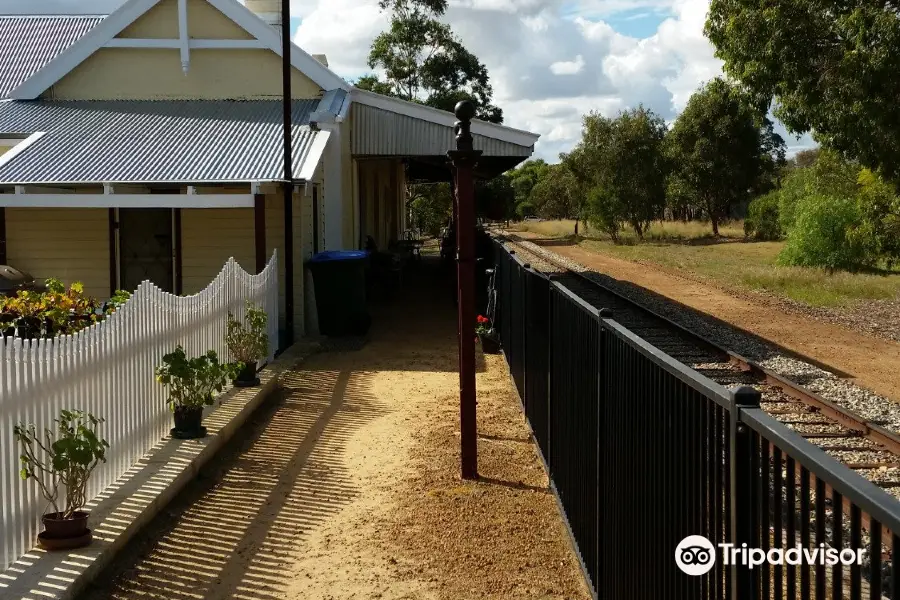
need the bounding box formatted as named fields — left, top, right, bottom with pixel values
left=306, top=250, right=371, bottom=336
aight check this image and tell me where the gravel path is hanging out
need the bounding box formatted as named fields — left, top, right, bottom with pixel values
left=78, top=265, right=590, bottom=600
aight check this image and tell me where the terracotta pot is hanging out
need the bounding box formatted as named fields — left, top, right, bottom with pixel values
left=233, top=361, right=260, bottom=387
left=42, top=511, right=89, bottom=538
left=172, top=405, right=206, bottom=439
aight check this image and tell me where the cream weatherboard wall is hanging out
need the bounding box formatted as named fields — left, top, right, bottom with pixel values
left=183, top=186, right=315, bottom=339
left=45, top=0, right=323, bottom=100
left=48, top=48, right=322, bottom=101
left=260, top=170, right=326, bottom=338
left=180, top=208, right=255, bottom=295
left=117, top=0, right=254, bottom=40
left=4, top=208, right=110, bottom=299
left=340, top=117, right=356, bottom=248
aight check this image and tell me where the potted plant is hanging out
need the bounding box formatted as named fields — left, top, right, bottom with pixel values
left=155, top=346, right=241, bottom=439
left=476, top=315, right=501, bottom=354
left=13, top=409, right=109, bottom=550
left=225, top=301, right=269, bottom=387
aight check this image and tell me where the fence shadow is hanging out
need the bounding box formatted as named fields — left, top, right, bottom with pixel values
left=76, top=258, right=482, bottom=599
left=78, top=364, right=388, bottom=600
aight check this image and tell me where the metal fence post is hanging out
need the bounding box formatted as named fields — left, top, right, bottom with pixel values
left=522, top=263, right=531, bottom=411
left=730, top=385, right=762, bottom=600
left=546, top=283, right=553, bottom=470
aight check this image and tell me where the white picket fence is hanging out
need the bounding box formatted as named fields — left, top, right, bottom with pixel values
left=0, top=252, right=279, bottom=571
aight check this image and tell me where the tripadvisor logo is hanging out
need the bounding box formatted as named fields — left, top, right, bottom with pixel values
left=676, top=535, right=717, bottom=576
left=675, top=535, right=865, bottom=576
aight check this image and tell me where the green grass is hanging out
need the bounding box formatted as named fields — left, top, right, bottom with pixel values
left=511, top=220, right=900, bottom=308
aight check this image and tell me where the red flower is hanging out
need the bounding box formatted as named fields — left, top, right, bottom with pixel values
left=477, top=315, right=489, bottom=324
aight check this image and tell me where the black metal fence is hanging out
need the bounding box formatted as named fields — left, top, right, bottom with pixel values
left=493, top=240, right=900, bottom=600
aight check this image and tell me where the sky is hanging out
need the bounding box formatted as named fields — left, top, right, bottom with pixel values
left=0, top=0, right=817, bottom=163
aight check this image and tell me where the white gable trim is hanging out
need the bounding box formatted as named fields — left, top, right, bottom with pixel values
left=10, top=0, right=159, bottom=99
left=9, top=0, right=349, bottom=100
left=0, top=132, right=46, bottom=170
left=349, top=87, right=540, bottom=148
left=206, top=0, right=349, bottom=92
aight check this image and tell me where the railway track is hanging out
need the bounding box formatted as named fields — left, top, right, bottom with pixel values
left=500, top=235, right=900, bottom=495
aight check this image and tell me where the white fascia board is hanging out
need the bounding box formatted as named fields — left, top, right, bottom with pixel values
left=9, top=0, right=160, bottom=100
left=349, top=87, right=540, bottom=148
left=296, top=130, right=331, bottom=181
left=206, top=0, right=350, bottom=93
left=0, top=194, right=255, bottom=208
left=0, top=132, right=45, bottom=170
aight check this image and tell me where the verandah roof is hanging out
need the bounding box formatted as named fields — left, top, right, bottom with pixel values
left=0, top=99, right=325, bottom=185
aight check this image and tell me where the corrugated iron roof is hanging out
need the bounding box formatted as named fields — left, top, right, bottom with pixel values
left=350, top=103, right=534, bottom=158
left=0, top=100, right=323, bottom=184
left=0, top=16, right=104, bottom=99
left=317, top=88, right=347, bottom=117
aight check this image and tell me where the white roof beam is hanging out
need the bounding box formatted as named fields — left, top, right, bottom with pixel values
left=105, top=38, right=266, bottom=49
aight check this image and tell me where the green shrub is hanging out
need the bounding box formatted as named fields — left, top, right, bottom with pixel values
left=777, top=168, right=813, bottom=233
left=777, top=149, right=859, bottom=234
left=777, top=193, right=870, bottom=271
left=515, top=201, right=536, bottom=219
left=853, top=169, right=900, bottom=267
left=586, top=186, right=624, bottom=242
left=744, top=192, right=782, bottom=240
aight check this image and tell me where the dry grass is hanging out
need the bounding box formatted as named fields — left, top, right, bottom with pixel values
left=510, top=219, right=900, bottom=308
left=509, top=218, right=744, bottom=242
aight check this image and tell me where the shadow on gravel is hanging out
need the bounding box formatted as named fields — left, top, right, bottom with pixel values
left=78, top=366, right=388, bottom=600
left=76, top=256, right=473, bottom=600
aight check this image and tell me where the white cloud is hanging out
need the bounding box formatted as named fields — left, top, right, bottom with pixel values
left=294, top=0, right=815, bottom=161
left=550, top=55, right=585, bottom=75
left=0, top=0, right=815, bottom=161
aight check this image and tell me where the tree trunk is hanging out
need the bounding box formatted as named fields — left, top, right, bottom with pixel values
left=575, top=219, right=579, bottom=237
left=705, top=197, right=720, bottom=237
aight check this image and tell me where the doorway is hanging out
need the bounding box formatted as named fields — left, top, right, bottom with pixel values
left=119, top=208, right=174, bottom=293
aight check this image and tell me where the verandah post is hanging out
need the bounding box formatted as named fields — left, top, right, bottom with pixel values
left=448, top=100, right=483, bottom=480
